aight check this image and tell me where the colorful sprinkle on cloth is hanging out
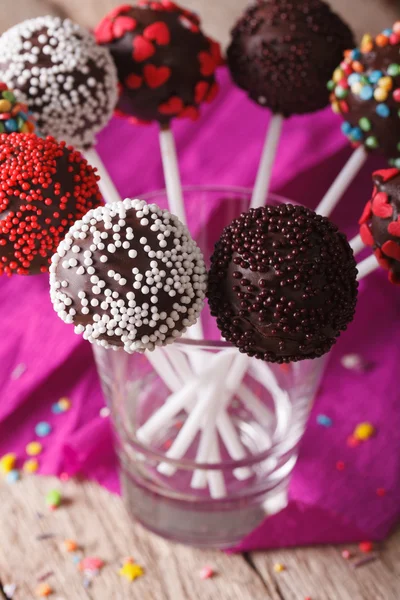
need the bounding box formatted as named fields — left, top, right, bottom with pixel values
left=0, top=69, right=399, bottom=550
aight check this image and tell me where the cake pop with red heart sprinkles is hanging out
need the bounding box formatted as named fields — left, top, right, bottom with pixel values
left=227, top=0, right=354, bottom=117
left=0, top=16, right=118, bottom=149
left=0, top=133, right=102, bottom=276
left=50, top=198, right=207, bottom=352
left=359, top=168, right=400, bottom=284
left=95, top=1, right=223, bottom=125
left=207, top=204, right=358, bottom=363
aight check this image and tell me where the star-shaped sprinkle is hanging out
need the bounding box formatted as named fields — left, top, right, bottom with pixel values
left=119, top=559, right=144, bottom=582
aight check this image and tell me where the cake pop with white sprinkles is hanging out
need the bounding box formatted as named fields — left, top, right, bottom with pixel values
left=0, top=16, right=118, bottom=149
left=50, top=198, right=207, bottom=352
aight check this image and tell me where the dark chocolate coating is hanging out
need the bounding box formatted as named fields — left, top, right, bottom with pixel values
left=227, top=0, right=355, bottom=117
left=96, top=2, right=221, bottom=124
left=207, top=204, right=358, bottom=363
left=359, top=168, right=400, bottom=284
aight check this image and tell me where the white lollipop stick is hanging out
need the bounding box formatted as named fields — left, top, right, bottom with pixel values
left=207, top=432, right=226, bottom=499
left=316, top=146, right=367, bottom=217
left=349, top=233, right=364, bottom=256
left=250, top=114, right=284, bottom=210
left=159, top=125, right=187, bottom=225
left=357, top=254, right=378, bottom=281
left=83, top=148, right=122, bottom=205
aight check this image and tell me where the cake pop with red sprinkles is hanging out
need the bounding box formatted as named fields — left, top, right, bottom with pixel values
left=0, top=16, right=118, bottom=149
left=0, top=133, right=102, bottom=276
left=207, top=204, right=358, bottom=363
left=227, top=0, right=354, bottom=117
left=95, top=1, right=223, bottom=125
left=50, top=198, right=207, bottom=352
left=359, top=168, right=400, bottom=284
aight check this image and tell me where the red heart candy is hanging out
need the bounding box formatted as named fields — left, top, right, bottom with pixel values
left=95, top=20, right=114, bottom=44
left=158, top=96, right=184, bottom=115
left=178, top=106, right=199, bottom=121
left=198, top=52, right=216, bottom=77
left=125, top=74, right=143, bottom=90
left=374, top=248, right=390, bottom=270
left=206, top=82, right=219, bottom=103
left=128, top=116, right=152, bottom=126
left=143, top=22, right=170, bottom=45
left=388, top=220, right=400, bottom=237
left=388, top=269, right=400, bottom=285
left=109, top=4, right=132, bottom=19
left=144, top=64, right=171, bottom=89
left=358, top=201, right=372, bottom=225
left=382, top=240, right=400, bottom=260
left=209, top=39, right=223, bottom=65
left=373, top=168, right=399, bottom=182
left=113, top=16, right=137, bottom=38
left=359, top=223, right=374, bottom=247
left=132, top=37, right=155, bottom=62
left=372, top=192, right=392, bottom=218
left=194, top=81, right=209, bottom=104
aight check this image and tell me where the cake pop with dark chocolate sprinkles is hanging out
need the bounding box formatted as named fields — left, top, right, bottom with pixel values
left=359, top=168, right=400, bottom=284
left=0, top=133, right=102, bottom=276
left=95, top=1, right=223, bottom=125
left=227, top=0, right=355, bottom=117
left=0, top=16, right=118, bottom=149
left=329, top=22, right=400, bottom=166
left=50, top=198, right=207, bottom=352
left=207, top=204, right=358, bottom=363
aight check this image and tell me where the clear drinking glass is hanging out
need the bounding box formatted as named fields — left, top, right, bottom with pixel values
left=93, top=187, right=328, bottom=548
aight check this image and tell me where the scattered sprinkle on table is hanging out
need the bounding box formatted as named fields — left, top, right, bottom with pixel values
left=63, top=539, right=78, bottom=552
left=52, top=398, right=71, bottom=414
left=342, top=549, right=352, bottom=559
left=23, top=458, right=39, bottom=473
left=119, top=559, right=144, bottom=582
left=273, top=563, right=286, bottom=573
left=199, top=566, right=215, bottom=580
left=377, top=487, right=386, bottom=497
left=99, top=407, right=110, bottom=418
left=359, top=541, right=374, bottom=553
left=11, top=362, right=26, bottom=380
left=353, top=422, right=375, bottom=441
left=79, top=557, right=104, bottom=572
left=4, top=583, right=16, bottom=598
left=316, top=414, right=332, bottom=427
left=35, top=582, right=53, bottom=597
left=35, top=422, right=52, bottom=438
left=46, top=489, right=62, bottom=510
left=347, top=435, right=360, bottom=448
left=59, top=472, right=70, bottom=482
left=341, top=353, right=370, bottom=372
left=352, top=553, right=379, bottom=569
left=336, top=460, right=346, bottom=471
left=0, top=452, right=16, bottom=474
left=26, top=441, right=43, bottom=456
left=6, top=469, right=20, bottom=484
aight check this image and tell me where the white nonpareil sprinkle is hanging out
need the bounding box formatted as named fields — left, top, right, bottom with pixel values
left=50, top=198, right=207, bottom=353
left=0, top=16, right=118, bottom=149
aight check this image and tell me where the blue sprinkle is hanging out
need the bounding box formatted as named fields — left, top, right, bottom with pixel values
left=350, top=49, right=361, bottom=60
left=35, top=421, right=52, bottom=437
left=376, top=104, right=390, bottom=118
left=4, top=118, right=18, bottom=132
left=369, top=71, right=383, bottom=84
left=341, top=122, right=352, bottom=135
left=348, top=73, right=361, bottom=86
left=360, top=86, right=373, bottom=101
left=18, top=111, right=28, bottom=122
left=72, top=554, right=81, bottom=565
left=51, top=402, right=62, bottom=414
left=6, top=469, right=20, bottom=483
left=383, top=29, right=393, bottom=37
left=317, top=414, right=333, bottom=428
left=350, top=127, right=363, bottom=142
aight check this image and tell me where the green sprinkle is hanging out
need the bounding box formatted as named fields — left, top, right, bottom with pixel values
left=327, top=80, right=335, bottom=91
left=359, top=117, right=371, bottom=132
left=2, top=90, right=15, bottom=102
left=45, top=489, right=62, bottom=508
left=335, top=86, right=348, bottom=99
left=395, top=158, right=400, bottom=169
left=0, top=122, right=5, bottom=134
left=365, top=136, right=379, bottom=149
left=388, top=64, right=400, bottom=77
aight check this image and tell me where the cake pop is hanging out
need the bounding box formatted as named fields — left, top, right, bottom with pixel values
left=359, top=168, right=400, bottom=284
left=329, top=23, right=400, bottom=166
left=0, top=83, right=36, bottom=135
left=95, top=1, right=222, bottom=125
left=207, top=204, right=358, bottom=363
left=0, top=16, right=118, bottom=149
left=50, top=198, right=207, bottom=352
left=0, top=133, right=102, bottom=276
left=227, top=0, right=355, bottom=117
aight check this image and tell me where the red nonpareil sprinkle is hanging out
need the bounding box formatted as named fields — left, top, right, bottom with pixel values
left=336, top=461, right=345, bottom=471
left=359, top=541, right=373, bottom=553
left=347, top=435, right=360, bottom=448
left=199, top=566, right=214, bottom=580
left=376, top=487, right=386, bottom=497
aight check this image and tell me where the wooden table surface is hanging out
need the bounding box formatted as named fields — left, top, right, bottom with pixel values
left=1, top=1, right=400, bottom=599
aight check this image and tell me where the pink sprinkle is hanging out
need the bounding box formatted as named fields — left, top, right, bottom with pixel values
left=200, top=566, right=214, bottom=580
left=79, top=557, right=104, bottom=572
left=59, top=472, right=70, bottom=482
left=342, top=550, right=351, bottom=559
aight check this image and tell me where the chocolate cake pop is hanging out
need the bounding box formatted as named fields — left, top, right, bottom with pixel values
left=95, top=1, right=222, bottom=125
left=0, top=83, right=36, bottom=135
left=0, top=133, right=102, bottom=276
left=50, top=198, right=207, bottom=352
left=207, top=204, right=358, bottom=363
left=227, top=0, right=355, bottom=117
left=329, top=23, right=400, bottom=165
left=359, top=168, right=400, bottom=284
left=0, top=16, right=118, bottom=149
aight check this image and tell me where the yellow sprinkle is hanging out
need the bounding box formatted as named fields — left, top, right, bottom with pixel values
left=374, top=88, right=388, bottom=102
left=273, top=563, right=286, bottom=573
left=332, top=68, right=344, bottom=83
left=119, top=561, right=144, bottom=582
left=24, top=458, right=39, bottom=473
left=58, top=397, right=71, bottom=411
left=378, top=77, right=393, bottom=91
left=0, top=453, right=17, bottom=474
left=331, top=102, right=341, bottom=114
left=361, top=33, right=373, bottom=46
left=0, top=99, right=11, bottom=112
left=354, top=422, right=375, bottom=441
left=26, top=441, right=42, bottom=456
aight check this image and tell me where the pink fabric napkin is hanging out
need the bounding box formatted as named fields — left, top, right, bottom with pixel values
left=1, top=69, right=398, bottom=549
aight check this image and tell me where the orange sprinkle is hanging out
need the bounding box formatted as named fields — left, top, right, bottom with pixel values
left=361, top=42, right=374, bottom=53
left=375, top=34, right=389, bottom=47
left=352, top=61, right=364, bottom=73
left=63, top=539, right=78, bottom=552
left=35, top=583, right=52, bottom=597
